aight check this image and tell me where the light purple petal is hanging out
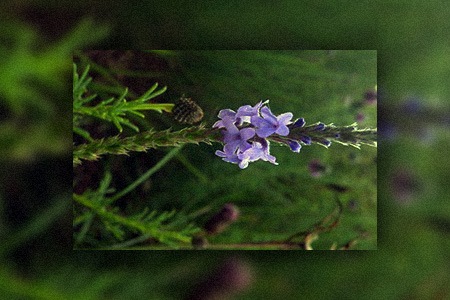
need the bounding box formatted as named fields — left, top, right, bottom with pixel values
left=218, top=109, right=236, bottom=119
left=263, top=154, right=278, bottom=165
left=238, top=160, right=249, bottom=169
left=252, top=115, right=278, bottom=137
left=239, top=127, right=256, bottom=140
left=215, top=149, right=240, bottom=164
left=277, top=112, right=293, bottom=125
left=222, top=118, right=239, bottom=134
left=238, top=146, right=262, bottom=161
left=215, top=150, right=227, bottom=158
left=259, top=140, right=278, bottom=165
left=260, top=106, right=277, bottom=124
left=255, top=124, right=277, bottom=138
left=224, top=140, right=239, bottom=153
left=212, top=120, right=223, bottom=128
left=275, top=124, right=289, bottom=136
left=236, top=101, right=264, bottom=119
left=236, top=105, right=254, bottom=116
left=214, top=109, right=237, bottom=128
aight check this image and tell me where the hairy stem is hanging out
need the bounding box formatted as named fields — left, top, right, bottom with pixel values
left=73, top=125, right=221, bottom=166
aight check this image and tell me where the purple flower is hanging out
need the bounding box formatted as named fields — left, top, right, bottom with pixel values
left=203, top=203, right=240, bottom=235
left=237, top=139, right=277, bottom=169
left=215, top=149, right=240, bottom=164
left=223, top=125, right=255, bottom=154
left=215, top=122, right=255, bottom=165
left=213, top=101, right=267, bottom=129
left=213, top=109, right=237, bottom=129
left=356, top=112, right=365, bottom=123
left=235, top=100, right=266, bottom=123
left=251, top=106, right=293, bottom=138
left=364, top=89, right=377, bottom=104
left=213, top=100, right=297, bottom=168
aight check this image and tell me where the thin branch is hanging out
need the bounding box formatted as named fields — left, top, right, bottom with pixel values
left=73, top=125, right=221, bottom=166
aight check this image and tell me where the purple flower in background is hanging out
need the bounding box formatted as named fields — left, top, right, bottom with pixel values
left=356, top=112, right=365, bottom=123
left=251, top=106, right=293, bottom=138
left=364, top=89, right=377, bottom=104
left=308, top=159, right=327, bottom=177
left=390, top=168, right=422, bottom=205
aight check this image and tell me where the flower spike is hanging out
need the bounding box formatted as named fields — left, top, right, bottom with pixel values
left=212, top=100, right=377, bottom=169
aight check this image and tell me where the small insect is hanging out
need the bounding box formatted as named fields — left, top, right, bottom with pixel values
left=172, top=96, right=204, bottom=124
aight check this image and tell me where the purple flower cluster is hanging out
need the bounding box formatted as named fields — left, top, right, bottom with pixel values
left=213, top=101, right=294, bottom=169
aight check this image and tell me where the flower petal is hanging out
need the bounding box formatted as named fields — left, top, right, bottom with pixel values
left=240, top=127, right=256, bottom=140
left=236, top=101, right=264, bottom=119
left=260, top=106, right=277, bottom=123
left=218, top=109, right=236, bottom=119
left=275, top=124, right=289, bottom=136
left=277, top=112, right=293, bottom=125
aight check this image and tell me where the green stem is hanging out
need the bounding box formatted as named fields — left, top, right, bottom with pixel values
left=73, top=194, right=192, bottom=244
left=107, top=146, right=183, bottom=203
left=287, top=122, right=377, bottom=149
left=73, top=125, right=221, bottom=165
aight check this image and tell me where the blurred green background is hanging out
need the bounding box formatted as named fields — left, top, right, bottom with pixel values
left=1, top=1, right=450, bottom=299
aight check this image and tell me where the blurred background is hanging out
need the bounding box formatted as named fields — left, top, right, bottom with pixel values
left=1, top=1, right=450, bottom=299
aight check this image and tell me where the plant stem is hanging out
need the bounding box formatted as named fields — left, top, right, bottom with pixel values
left=107, top=146, right=183, bottom=203
left=73, top=125, right=221, bottom=166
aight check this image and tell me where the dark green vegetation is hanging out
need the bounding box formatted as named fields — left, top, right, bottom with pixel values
left=73, top=50, right=377, bottom=250
left=1, top=1, right=449, bottom=299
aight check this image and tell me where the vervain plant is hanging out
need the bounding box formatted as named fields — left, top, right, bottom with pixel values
left=73, top=63, right=173, bottom=141
left=73, top=62, right=377, bottom=249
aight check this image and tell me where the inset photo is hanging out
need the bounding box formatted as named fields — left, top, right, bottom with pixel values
left=73, top=50, right=377, bottom=250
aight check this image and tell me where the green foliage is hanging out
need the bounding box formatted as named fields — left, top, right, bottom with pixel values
left=74, top=193, right=199, bottom=248
left=2, top=2, right=450, bottom=299
left=72, top=50, right=377, bottom=251
left=73, top=63, right=172, bottom=135
left=73, top=124, right=217, bottom=166
left=0, top=18, right=109, bottom=162
left=73, top=58, right=211, bottom=249
left=73, top=167, right=200, bottom=249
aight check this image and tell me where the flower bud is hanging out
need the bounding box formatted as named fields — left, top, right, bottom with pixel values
left=191, top=236, right=209, bottom=249
left=203, top=203, right=239, bottom=235
left=308, top=159, right=327, bottom=178
left=185, top=257, right=253, bottom=300
left=314, top=122, right=326, bottom=131
left=288, top=140, right=301, bottom=153
left=300, top=135, right=312, bottom=145
left=292, top=117, right=305, bottom=128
